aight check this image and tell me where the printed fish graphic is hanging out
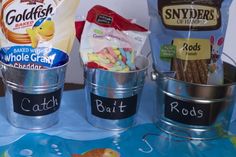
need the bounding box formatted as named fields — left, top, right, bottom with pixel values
left=26, top=18, right=55, bottom=48
left=72, top=148, right=120, bottom=157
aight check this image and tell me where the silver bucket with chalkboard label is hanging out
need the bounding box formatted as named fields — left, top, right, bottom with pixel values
left=151, top=62, right=236, bottom=139
left=84, top=55, right=149, bottom=130
left=1, top=62, right=68, bottom=130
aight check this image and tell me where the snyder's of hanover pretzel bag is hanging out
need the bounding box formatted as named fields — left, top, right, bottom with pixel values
left=0, top=0, right=79, bottom=69
left=148, top=0, right=232, bottom=85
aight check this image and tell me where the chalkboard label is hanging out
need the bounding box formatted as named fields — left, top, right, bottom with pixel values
left=164, top=94, right=224, bottom=126
left=13, top=89, right=61, bottom=116
left=90, top=93, right=137, bottom=120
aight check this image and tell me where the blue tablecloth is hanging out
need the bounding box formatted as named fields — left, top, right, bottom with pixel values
left=0, top=81, right=236, bottom=157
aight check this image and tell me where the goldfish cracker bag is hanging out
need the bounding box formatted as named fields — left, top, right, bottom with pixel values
left=80, top=5, right=149, bottom=72
left=148, top=0, right=232, bottom=85
left=0, top=0, right=80, bottom=69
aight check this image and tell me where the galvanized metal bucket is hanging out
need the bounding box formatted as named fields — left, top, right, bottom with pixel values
left=1, top=63, right=68, bottom=129
left=84, top=55, right=149, bottom=130
left=151, top=62, right=236, bottom=139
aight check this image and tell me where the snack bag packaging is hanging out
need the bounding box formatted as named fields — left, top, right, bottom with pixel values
left=148, top=0, right=232, bottom=84
left=0, top=0, right=80, bottom=69
left=80, top=5, right=149, bottom=72
left=75, top=20, right=85, bottom=42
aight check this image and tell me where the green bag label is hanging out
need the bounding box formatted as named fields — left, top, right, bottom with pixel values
left=160, top=45, right=176, bottom=59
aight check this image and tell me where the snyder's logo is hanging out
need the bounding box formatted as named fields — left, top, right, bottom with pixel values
left=20, top=0, right=44, bottom=5
left=159, top=4, right=221, bottom=30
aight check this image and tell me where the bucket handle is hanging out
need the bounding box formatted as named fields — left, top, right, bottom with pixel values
left=223, top=52, right=236, bottom=66
left=0, top=65, right=3, bottom=70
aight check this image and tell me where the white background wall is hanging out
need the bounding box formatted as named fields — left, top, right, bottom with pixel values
left=65, top=0, right=236, bottom=84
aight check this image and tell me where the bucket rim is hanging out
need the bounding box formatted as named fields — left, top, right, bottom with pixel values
left=0, top=59, right=69, bottom=71
left=84, top=55, right=150, bottom=74
left=85, top=80, right=144, bottom=90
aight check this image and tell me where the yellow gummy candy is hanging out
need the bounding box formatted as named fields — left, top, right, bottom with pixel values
left=118, top=55, right=122, bottom=60
left=97, top=54, right=111, bottom=64
left=99, top=62, right=114, bottom=69
left=88, top=53, right=99, bottom=62
left=121, top=66, right=130, bottom=72
left=104, top=52, right=116, bottom=64
left=111, top=65, right=122, bottom=71
left=113, top=49, right=121, bottom=56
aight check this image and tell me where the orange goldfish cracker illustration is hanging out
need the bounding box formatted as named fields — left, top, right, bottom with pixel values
left=26, top=18, right=55, bottom=48
left=72, top=148, right=120, bottom=157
